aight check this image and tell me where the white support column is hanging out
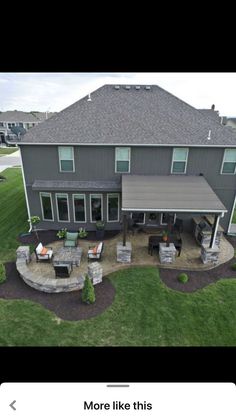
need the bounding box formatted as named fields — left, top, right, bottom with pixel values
left=210, top=214, right=221, bottom=248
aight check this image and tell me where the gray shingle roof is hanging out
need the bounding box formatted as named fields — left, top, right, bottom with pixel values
left=21, top=84, right=236, bottom=146
left=32, top=180, right=121, bottom=191
left=0, top=111, right=39, bottom=123
left=122, top=175, right=227, bottom=212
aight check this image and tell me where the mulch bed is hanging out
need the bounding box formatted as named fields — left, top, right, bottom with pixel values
left=18, top=229, right=120, bottom=246
left=0, top=262, right=116, bottom=321
left=160, top=233, right=236, bottom=292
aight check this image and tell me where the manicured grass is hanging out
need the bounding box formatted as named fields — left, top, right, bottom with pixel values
left=0, top=266, right=236, bottom=346
left=0, top=147, right=18, bottom=156
left=232, top=209, right=236, bottom=224
left=0, top=168, right=28, bottom=263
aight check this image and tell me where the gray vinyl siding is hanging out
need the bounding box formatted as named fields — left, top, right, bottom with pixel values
left=21, top=144, right=236, bottom=232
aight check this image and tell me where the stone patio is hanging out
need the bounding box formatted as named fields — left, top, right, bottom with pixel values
left=26, top=231, right=234, bottom=284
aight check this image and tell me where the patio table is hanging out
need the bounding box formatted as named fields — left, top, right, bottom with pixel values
left=53, top=246, right=83, bottom=267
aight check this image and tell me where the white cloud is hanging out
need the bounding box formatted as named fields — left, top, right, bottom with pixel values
left=0, top=72, right=236, bottom=116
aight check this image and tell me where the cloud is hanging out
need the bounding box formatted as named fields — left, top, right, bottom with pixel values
left=0, top=72, right=236, bottom=116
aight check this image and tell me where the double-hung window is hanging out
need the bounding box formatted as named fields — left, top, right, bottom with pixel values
left=90, top=194, right=103, bottom=222
left=56, top=193, right=70, bottom=222
left=40, top=192, right=54, bottom=221
left=171, top=148, right=188, bottom=174
left=115, top=147, right=130, bottom=173
left=73, top=194, right=86, bottom=222
left=58, top=146, right=75, bottom=172
left=107, top=193, right=119, bottom=222
left=221, top=149, right=236, bottom=174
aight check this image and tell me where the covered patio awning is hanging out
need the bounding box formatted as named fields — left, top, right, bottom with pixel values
left=121, top=175, right=227, bottom=214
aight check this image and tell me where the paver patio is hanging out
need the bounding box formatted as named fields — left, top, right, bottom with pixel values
left=26, top=232, right=234, bottom=285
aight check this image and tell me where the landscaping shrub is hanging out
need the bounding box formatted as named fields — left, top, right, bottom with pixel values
left=0, top=263, right=6, bottom=283
left=78, top=228, right=88, bottom=238
left=178, top=272, right=189, bottom=283
left=82, top=275, right=96, bottom=304
left=231, top=262, right=236, bottom=271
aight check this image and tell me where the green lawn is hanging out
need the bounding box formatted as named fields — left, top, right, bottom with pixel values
left=0, top=168, right=236, bottom=346
left=0, top=168, right=28, bottom=263
left=0, top=267, right=236, bottom=346
left=232, top=209, right=236, bottom=224
left=0, top=147, right=18, bottom=156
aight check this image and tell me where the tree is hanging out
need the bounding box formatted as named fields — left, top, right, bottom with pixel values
left=10, top=126, right=26, bottom=139
left=82, top=275, right=96, bottom=304
left=28, top=216, right=40, bottom=242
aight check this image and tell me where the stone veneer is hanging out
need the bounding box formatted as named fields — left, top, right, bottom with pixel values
left=16, top=259, right=85, bottom=293
left=117, top=242, right=132, bottom=263
left=88, top=262, right=103, bottom=285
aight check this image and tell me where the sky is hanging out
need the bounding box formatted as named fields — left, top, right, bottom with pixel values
left=0, top=72, right=236, bottom=116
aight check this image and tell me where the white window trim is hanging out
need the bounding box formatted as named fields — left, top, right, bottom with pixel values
left=171, top=148, right=189, bottom=174
left=58, top=146, right=75, bottom=173
left=90, top=194, right=103, bottom=223
left=72, top=193, right=86, bottom=223
left=220, top=148, right=236, bottom=175
left=39, top=192, right=54, bottom=222
left=55, top=193, right=70, bottom=222
left=107, top=193, right=120, bottom=222
left=160, top=213, right=176, bottom=225
left=115, top=147, right=131, bottom=173
left=131, top=212, right=146, bottom=225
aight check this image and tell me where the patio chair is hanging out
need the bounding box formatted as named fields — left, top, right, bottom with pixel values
left=87, top=242, right=104, bottom=261
left=35, top=242, right=53, bottom=262
left=172, top=218, right=183, bottom=234
left=54, top=263, right=72, bottom=278
left=64, top=231, right=79, bottom=247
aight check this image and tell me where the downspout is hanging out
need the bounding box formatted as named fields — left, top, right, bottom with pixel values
left=19, top=146, right=32, bottom=232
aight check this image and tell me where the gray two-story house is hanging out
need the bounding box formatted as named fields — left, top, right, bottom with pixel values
left=19, top=84, right=236, bottom=246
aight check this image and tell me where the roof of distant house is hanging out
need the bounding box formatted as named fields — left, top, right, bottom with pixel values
left=0, top=110, right=56, bottom=123
left=20, top=84, right=236, bottom=146
left=31, top=112, right=57, bottom=121
left=0, top=111, right=39, bottom=123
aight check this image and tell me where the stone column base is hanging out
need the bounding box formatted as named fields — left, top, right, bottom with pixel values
left=159, top=242, right=176, bottom=264
left=201, top=244, right=220, bottom=264
left=87, top=261, right=103, bottom=285
left=117, top=242, right=132, bottom=263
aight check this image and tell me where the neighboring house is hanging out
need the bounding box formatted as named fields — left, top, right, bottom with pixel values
left=223, top=117, right=236, bottom=131
left=0, top=111, right=56, bottom=145
left=19, top=84, right=236, bottom=240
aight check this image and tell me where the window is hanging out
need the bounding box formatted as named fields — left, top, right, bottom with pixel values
left=115, top=147, right=131, bottom=173
left=19, top=122, right=23, bottom=127
left=73, top=194, right=86, bottom=222
left=131, top=212, right=145, bottom=224
left=221, top=149, right=236, bottom=174
left=90, top=194, right=103, bottom=222
left=171, top=148, right=188, bottom=174
left=160, top=213, right=176, bottom=225
left=107, top=194, right=119, bottom=222
left=0, top=123, right=4, bottom=127
left=56, top=194, right=69, bottom=222
left=58, top=146, right=75, bottom=172
left=40, top=192, right=54, bottom=221
left=8, top=123, right=15, bottom=128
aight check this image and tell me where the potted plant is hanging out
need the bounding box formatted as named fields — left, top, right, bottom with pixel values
left=162, top=230, right=168, bottom=242
left=78, top=227, right=88, bottom=239
left=95, top=220, right=105, bottom=240
left=57, top=228, right=67, bottom=239
left=28, top=215, right=41, bottom=242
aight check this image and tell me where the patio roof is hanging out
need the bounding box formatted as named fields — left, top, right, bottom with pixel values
left=121, top=175, right=227, bottom=213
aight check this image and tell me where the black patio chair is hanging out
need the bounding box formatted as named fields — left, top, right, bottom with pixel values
left=172, top=218, right=183, bottom=234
